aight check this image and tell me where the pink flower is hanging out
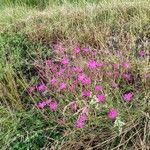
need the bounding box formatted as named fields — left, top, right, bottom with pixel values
left=74, top=47, right=81, bottom=53
left=57, top=69, right=65, bottom=76
left=70, top=101, right=78, bottom=111
left=88, top=60, right=98, bottom=69
left=37, top=101, right=46, bottom=109
left=28, top=86, right=35, bottom=93
left=111, top=81, right=118, bottom=88
left=37, top=83, right=46, bottom=92
left=92, top=51, right=97, bottom=56
left=46, top=60, right=52, bottom=66
left=54, top=43, right=65, bottom=52
left=69, top=80, right=78, bottom=92
left=97, top=62, right=104, bottom=68
left=77, top=73, right=91, bottom=85
left=82, top=90, right=91, bottom=97
left=138, top=50, right=146, bottom=57
left=108, top=108, right=118, bottom=119
left=78, top=73, right=86, bottom=81
left=95, top=85, right=103, bottom=92
left=76, top=121, right=85, bottom=128
left=59, top=83, right=67, bottom=90
left=72, top=66, right=83, bottom=73
left=123, top=92, right=134, bottom=102
left=123, top=73, right=132, bottom=81
left=81, top=77, right=91, bottom=85
left=50, top=78, right=57, bottom=85
left=49, top=101, right=58, bottom=111
left=61, top=57, right=69, bottom=65
left=45, top=99, right=52, bottom=105
left=97, top=94, right=106, bottom=102
left=144, top=73, right=149, bottom=79
left=83, top=47, right=90, bottom=52
left=114, top=71, right=120, bottom=79
left=75, top=113, right=88, bottom=128
left=122, top=61, right=130, bottom=69
left=113, top=63, right=120, bottom=70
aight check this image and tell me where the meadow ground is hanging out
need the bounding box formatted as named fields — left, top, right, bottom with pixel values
left=0, top=0, right=150, bottom=149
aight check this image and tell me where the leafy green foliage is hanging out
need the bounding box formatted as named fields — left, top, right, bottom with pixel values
left=0, top=31, right=52, bottom=80
left=0, top=107, right=65, bottom=150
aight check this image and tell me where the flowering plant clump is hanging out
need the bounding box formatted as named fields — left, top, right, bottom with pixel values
left=123, top=92, right=134, bottom=102
left=108, top=108, right=118, bottom=119
left=27, top=43, right=149, bottom=129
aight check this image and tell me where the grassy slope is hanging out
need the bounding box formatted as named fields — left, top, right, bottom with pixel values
left=0, top=0, right=150, bottom=149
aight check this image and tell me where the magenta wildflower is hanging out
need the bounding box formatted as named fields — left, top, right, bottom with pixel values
left=61, top=57, right=69, bottom=65
left=72, top=66, right=83, bottom=73
left=113, top=63, right=120, bottom=70
left=123, top=92, right=134, bottom=102
left=50, top=78, right=57, bottom=85
left=95, top=85, right=103, bottom=92
left=123, top=73, right=132, bottom=81
left=77, top=73, right=91, bottom=85
left=49, top=101, right=58, bottom=111
left=75, top=113, right=87, bottom=128
left=74, top=47, right=81, bottom=53
left=70, top=101, right=78, bottom=111
left=97, top=62, right=104, bottom=68
left=59, top=83, right=67, bottom=90
left=88, top=60, right=98, bottom=69
left=57, top=69, right=65, bottom=76
left=45, top=99, right=52, bottom=105
left=144, top=73, right=150, bottom=79
left=83, top=47, right=90, bottom=52
left=82, top=90, right=91, bottom=97
left=122, top=61, right=130, bottom=69
left=69, top=80, right=78, bottom=92
left=111, top=81, right=118, bottom=88
left=78, top=73, right=86, bottom=81
left=97, top=94, right=106, bottom=102
left=114, top=71, right=120, bottom=79
left=81, top=77, right=91, bottom=85
left=37, top=83, right=46, bottom=92
left=54, top=43, right=65, bottom=52
left=46, top=60, right=52, bottom=66
left=28, top=86, right=35, bottom=93
left=108, top=108, right=118, bottom=119
left=138, top=50, right=146, bottom=57
left=37, top=101, right=46, bottom=109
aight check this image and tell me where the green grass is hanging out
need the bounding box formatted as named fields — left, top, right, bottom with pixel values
left=0, top=106, right=65, bottom=150
left=0, top=0, right=150, bottom=149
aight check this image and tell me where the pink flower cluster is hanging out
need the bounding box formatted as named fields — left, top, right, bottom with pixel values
left=37, top=82, right=47, bottom=92
left=78, top=73, right=91, bottom=85
left=97, top=94, right=106, bottom=103
left=28, top=82, right=47, bottom=94
left=76, top=107, right=89, bottom=128
left=76, top=113, right=88, bottom=128
left=123, top=92, right=134, bottom=102
left=88, top=60, right=98, bottom=69
left=108, top=108, right=118, bottom=119
left=37, top=99, right=58, bottom=111
left=26, top=43, right=144, bottom=129
left=82, top=90, right=91, bottom=97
